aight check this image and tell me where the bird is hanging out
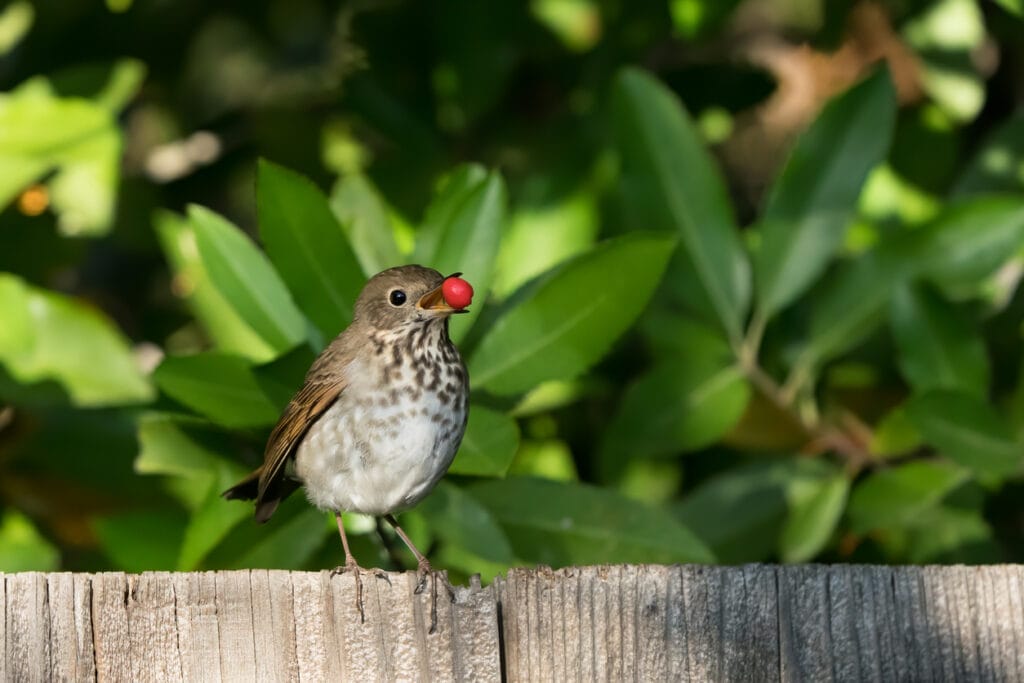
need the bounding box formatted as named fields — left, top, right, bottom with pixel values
left=223, top=265, right=472, bottom=627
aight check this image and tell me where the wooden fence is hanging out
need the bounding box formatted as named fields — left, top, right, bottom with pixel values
left=3, top=564, right=1023, bottom=681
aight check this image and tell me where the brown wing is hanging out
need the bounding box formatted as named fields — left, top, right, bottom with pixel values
left=249, top=377, right=345, bottom=522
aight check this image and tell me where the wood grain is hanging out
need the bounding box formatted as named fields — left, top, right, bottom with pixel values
left=3, top=566, right=1024, bottom=681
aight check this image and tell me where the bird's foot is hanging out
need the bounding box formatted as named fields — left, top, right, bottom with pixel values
left=412, top=559, right=454, bottom=635
left=330, top=557, right=366, bottom=623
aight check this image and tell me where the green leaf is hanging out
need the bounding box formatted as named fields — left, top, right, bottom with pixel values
left=779, top=471, right=849, bottom=563
left=994, top=0, right=1023, bottom=17
left=0, top=511, right=59, bottom=572
left=493, top=183, right=599, bottom=299
left=0, top=2, right=34, bottom=56
left=413, top=167, right=506, bottom=342
left=890, top=284, right=989, bottom=396
left=468, top=233, right=676, bottom=395
left=755, top=68, right=896, bottom=316
left=903, top=0, right=985, bottom=123
left=258, top=160, right=366, bottom=339
left=329, top=172, right=403, bottom=276
left=915, top=196, right=1024, bottom=294
left=229, top=507, right=330, bottom=569
left=600, top=358, right=750, bottom=460
left=612, top=67, right=749, bottom=342
left=953, top=113, right=1024, bottom=196
left=0, top=77, right=121, bottom=235
left=448, top=404, right=520, bottom=477
left=418, top=481, right=516, bottom=563
left=189, top=204, right=307, bottom=354
left=469, top=477, right=714, bottom=565
left=178, top=464, right=250, bottom=570
left=905, top=390, right=1021, bottom=478
left=675, top=459, right=835, bottom=563
left=94, top=510, right=187, bottom=572
left=802, top=239, right=910, bottom=365
left=870, top=404, right=924, bottom=458
left=847, top=460, right=969, bottom=534
left=153, top=352, right=280, bottom=428
left=0, top=273, right=153, bottom=406
left=135, top=413, right=225, bottom=478
left=155, top=210, right=278, bottom=362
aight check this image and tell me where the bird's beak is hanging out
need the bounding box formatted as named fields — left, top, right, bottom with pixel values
left=417, top=283, right=468, bottom=315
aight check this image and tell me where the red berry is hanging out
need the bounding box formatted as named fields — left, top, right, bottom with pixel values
left=442, top=276, right=473, bottom=309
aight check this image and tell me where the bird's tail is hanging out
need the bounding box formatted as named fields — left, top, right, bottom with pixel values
left=222, top=469, right=261, bottom=501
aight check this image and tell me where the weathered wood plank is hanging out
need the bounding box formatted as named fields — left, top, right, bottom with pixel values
left=4, top=566, right=1024, bottom=682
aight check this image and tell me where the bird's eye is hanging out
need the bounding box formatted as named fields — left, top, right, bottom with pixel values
left=389, top=289, right=407, bottom=306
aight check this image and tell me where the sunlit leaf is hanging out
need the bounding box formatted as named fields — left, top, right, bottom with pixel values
left=890, top=284, right=989, bottom=396
left=468, top=233, right=675, bottom=395
left=0, top=77, right=121, bottom=235
left=448, top=404, right=520, bottom=477
left=0, top=273, right=152, bottom=406
left=258, top=160, right=365, bottom=340
left=905, top=390, right=1021, bottom=478
left=329, top=172, right=403, bottom=276
left=0, top=510, right=59, bottom=572
left=847, top=460, right=969, bottom=533
left=153, top=351, right=280, bottom=428
left=613, top=67, right=749, bottom=342
left=135, top=412, right=225, bottom=479
left=755, top=68, right=896, bottom=316
left=414, top=165, right=506, bottom=341
left=189, top=204, right=307, bottom=354
left=470, top=477, right=714, bottom=565
left=155, top=210, right=278, bottom=362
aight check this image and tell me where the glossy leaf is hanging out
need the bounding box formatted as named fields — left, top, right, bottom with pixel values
left=469, top=477, right=714, bottom=565
left=847, top=460, right=969, bottom=533
left=258, top=160, right=366, bottom=339
left=153, top=351, right=280, bottom=428
left=600, top=357, right=750, bottom=461
left=468, top=233, right=675, bottom=395
left=448, top=404, right=520, bottom=477
left=414, top=166, right=506, bottom=341
left=418, top=481, right=516, bottom=563
left=905, top=390, right=1021, bottom=478
left=779, top=471, right=849, bottom=563
left=155, top=210, right=277, bottom=362
left=0, top=273, right=152, bottom=406
left=890, top=284, right=989, bottom=396
left=612, top=67, right=749, bottom=341
left=189, top=204, right=307, bottom=354
left=755, top=69, right=896, bottom=316
left=329, top=172, right=402, bottom=276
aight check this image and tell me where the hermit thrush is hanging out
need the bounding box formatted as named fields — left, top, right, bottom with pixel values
left=223, top=265, right=472, bottom=628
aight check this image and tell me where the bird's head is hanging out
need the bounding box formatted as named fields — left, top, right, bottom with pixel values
left=354, top=264, right=472, bottom=331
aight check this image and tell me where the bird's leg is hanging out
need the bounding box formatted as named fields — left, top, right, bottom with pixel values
left=330, top=512, right=365, bottom=623
left=384, top=514, right=452, bottom=634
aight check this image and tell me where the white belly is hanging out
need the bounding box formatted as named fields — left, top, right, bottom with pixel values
left=294, top=368, right=466, bottom=516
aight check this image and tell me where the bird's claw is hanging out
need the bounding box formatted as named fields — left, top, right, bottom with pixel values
left=330, top=558, right=366, bottom=623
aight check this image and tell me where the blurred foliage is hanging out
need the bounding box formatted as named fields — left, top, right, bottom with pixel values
left=2, top=0, right=1024, bottom=578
